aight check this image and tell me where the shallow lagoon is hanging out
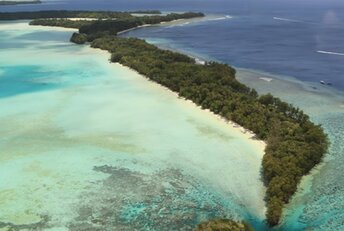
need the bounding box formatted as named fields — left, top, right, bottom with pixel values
left=135, top=33, right=344, bottom=230
left=122, top=18, right=344, bottom=230
left=0, top=22, right=267, bottom=230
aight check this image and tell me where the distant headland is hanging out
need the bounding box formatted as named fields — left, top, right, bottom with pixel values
left=0, top=0, right=41, bottom=5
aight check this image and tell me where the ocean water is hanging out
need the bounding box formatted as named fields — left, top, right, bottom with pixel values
left=236, top=70, right=344, bottom=231
left=121, top=11, right=344, bottom=91
left=0, top=22, right=267, bottom=230
left=124, top=23, right=344, bottom=230
left=1, top=0, right=344, bottom=230
left=116, top=3, right=344, bottom=230
left=2, top=1, right=344, bottom=88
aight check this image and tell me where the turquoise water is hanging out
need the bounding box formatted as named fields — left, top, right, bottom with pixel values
left=0, top=65, right=63, bottom=98
left=1, top=0, right=342, bottom=228
left=0, top=22, right=267, bottom=230
left=2, top=18, right=342, bottom=231
left=121, top=17, right=344, bottom=230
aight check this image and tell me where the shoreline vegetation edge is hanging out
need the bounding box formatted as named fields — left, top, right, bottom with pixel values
left=0, top=11, right=329, bottom=229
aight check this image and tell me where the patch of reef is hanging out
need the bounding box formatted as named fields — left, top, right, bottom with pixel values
left=88, top=35, right=329, bottom=226
left=194, top=219, right=254, bottom=231
left=0, top=215, right=49, bottom=230
left=70, top=165, right=238, bottom=231
left=1, top=11, right=329, bottom=228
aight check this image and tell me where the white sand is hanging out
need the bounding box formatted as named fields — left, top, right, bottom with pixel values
left=0, top=21, right=267, bottom=228
left=259, top=77, right=273, bottom=82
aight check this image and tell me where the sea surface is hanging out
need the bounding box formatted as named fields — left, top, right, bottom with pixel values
left=1, top=0, right=344, bottom=230
left=0, top=21, right=266, bottom=230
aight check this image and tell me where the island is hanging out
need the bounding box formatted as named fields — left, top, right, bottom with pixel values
left=0, top=11, right=329, bottom=228
left=0, top=0, right=41, bottom=5
left=0, top=10, right=134, bottom=20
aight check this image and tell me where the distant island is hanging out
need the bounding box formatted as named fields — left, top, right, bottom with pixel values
left=0, top=0, right=41, bottom=5
left=0, top=11, right=329, bottom=228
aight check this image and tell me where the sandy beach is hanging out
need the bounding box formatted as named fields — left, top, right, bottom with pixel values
left=0, top=21, right=267, bottom=230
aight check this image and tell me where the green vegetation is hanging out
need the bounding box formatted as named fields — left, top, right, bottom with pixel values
left=129, top=10, right=162, bottom=14
left=195, top=219, right=254, bottom=231
left=0, top=10, right=133, bottom=20
left=30, top=18, right=94, bottom=29
left=70, top=32, right=88, bottom=44
left=88, top=35, right=329, bottom=226
left=28, top=12, right=205, bottom=41
left=78, top=12, right=204, bottom=37
left=3, top=10, right=328, bottom=227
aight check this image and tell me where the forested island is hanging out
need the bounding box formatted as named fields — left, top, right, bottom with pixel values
left=28, top=12, right=204, bottom=34
left=0, top=10, right=136, bottom=20
left=0, top=0, right=41, bottom=5
left=0, top=11, right=329, bottom=228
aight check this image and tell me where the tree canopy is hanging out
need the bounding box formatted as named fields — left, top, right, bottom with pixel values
left=90, top=35, right=329, bottom=226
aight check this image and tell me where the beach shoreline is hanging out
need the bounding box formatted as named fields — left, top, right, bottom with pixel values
left=87, top=45, right=267, bottom=157
left=117, top=14, right=229, bottom=35
left=28, top=19, right=267, bottom=155
left=63, top=20, right=269, bottom=217
left=27, top=19, right=342, bottom=225
left=0, top=20, right=269, bottom=229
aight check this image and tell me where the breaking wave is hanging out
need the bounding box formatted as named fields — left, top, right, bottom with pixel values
left=273, top=17, right=302, bottom=23
left=317, top=50, right=344, bottom=56
left=209, top=15, right=233, bottom=21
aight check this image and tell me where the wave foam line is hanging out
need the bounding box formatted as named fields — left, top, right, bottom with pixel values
left=273, top=17, right=301, bottom=23
left=209, top=15, right=233, bottom=21
left=317, top=50, right=344, bottom=56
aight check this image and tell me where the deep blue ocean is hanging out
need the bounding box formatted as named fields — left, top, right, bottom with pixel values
left=2, top=0, right=344, bottom=90
left=1, top=1, right=344, bottom=230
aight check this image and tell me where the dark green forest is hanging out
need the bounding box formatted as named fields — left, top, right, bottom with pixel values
left=30, top=18, right=93, bottom=29
left=0, top=10, right=134, bottom=20
left=28, top=12, right=205, bottom=42
left=2, top=11, right=329, bottom=227
left=78, top=12, right=204, bottom=35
